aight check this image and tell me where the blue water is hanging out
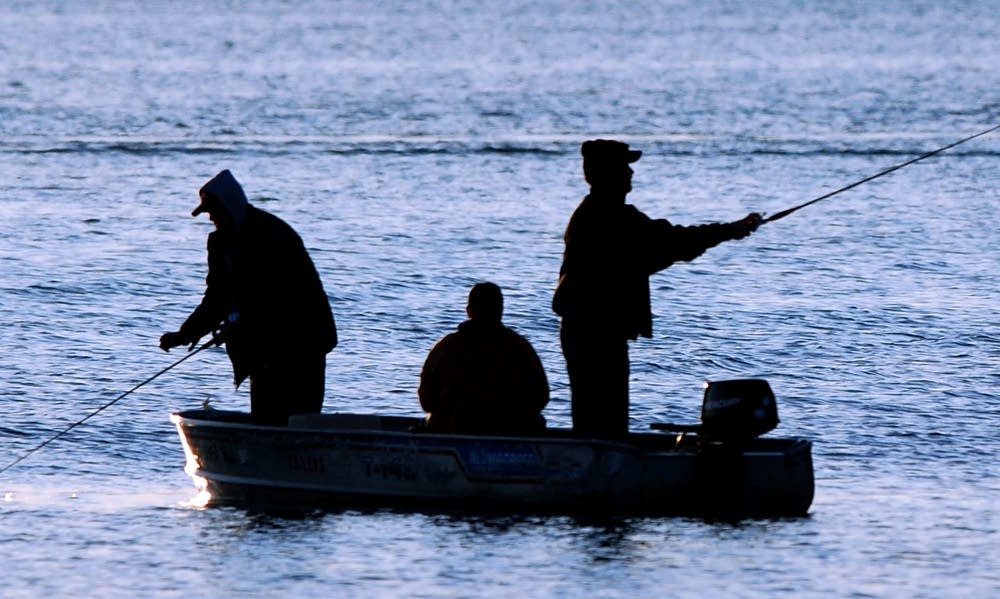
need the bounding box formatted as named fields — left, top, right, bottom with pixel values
left=1, top=1, right=998, bottom=596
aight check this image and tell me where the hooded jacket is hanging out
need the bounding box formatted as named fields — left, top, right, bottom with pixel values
left=179, top=170, right=337, bottom=385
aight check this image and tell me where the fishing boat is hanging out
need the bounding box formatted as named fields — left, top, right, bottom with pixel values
left=171, top=379, right=814, bottom=517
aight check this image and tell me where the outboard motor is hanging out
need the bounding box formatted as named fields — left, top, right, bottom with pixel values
left=700, top=379, right=778, bottom=443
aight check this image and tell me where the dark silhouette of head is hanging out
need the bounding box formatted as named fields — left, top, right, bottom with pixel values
left=192, top=169, right=249, bottom=232
left=466, top=282, right=504, bottom=323
left=581, top=139, right=641, bottom=195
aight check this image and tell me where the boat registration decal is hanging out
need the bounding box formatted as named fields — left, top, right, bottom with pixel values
left=359, top=449, right=418, bottom=482
left=287, top=453, right=326, bottom=474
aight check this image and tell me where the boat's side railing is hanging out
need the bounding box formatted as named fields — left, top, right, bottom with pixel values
left=177, top=410, right=807, bottom=456
left=287, top=412, right=426, bottom=432
left=289, top=412, right=384, bottom=430
left=286, top=413, right=693, bottom=452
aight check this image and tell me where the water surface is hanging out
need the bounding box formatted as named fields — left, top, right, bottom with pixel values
left=1, top=1, right=998, bottom=597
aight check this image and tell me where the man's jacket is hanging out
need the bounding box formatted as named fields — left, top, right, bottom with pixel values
left=554, top=192, right=747, bottom=340
left=180, top=192, right=336, bottom=385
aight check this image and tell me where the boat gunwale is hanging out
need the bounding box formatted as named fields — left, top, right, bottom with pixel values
left=170, top=409, right=813, bottom=456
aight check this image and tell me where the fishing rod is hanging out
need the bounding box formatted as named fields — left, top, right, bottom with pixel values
left=762, top=124, right=1000, bottom=224
left=0, top=338, right=218, bottom=476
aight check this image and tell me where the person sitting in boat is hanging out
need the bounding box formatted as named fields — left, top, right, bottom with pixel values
left=159, top=169, right=338, bottom=426
left=419, top=282, right=549, bottom=435
left=553, top=139, right=762, bottom=439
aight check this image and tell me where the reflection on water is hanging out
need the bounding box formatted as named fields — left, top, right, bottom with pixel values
left=181, top=487, right=213, bottom=510
left=1, top=0, right=998, bottom=596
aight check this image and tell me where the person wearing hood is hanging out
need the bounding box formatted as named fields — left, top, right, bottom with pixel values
left=160, top=170, right=338, bottom=425
left=553, top=140, right=761, bottom=439
left=418, top=282, right=549, bottom=435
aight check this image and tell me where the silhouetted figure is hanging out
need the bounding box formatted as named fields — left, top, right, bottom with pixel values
left=419, top=282, right=549, bottom=435
left=160, top=169, right=338, bottom=425
left=554, top=140, right=761, bottom=438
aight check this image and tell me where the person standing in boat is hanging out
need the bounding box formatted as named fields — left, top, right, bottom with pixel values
left=159, top=169, right=338, bottom=425
left=419, top=282, right=549, bottom=435
left=554, top=139, right=761, bottom=439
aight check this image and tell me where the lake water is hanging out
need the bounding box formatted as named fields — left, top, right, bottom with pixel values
left=1, top=1, right=998, bottom=596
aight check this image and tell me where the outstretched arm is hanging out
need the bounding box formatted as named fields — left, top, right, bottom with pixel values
left=645, top=212, right=761, bottom=273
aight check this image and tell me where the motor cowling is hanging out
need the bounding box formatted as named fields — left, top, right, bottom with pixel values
left=700, top=379, right=779, bottom=443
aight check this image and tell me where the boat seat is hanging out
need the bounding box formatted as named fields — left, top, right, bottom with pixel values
left=288, top=413, right=383, bottom=430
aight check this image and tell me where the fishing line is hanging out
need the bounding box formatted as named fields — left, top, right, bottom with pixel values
left=762, top=124, right=1000, bottom=224
left=0, top=339, right=217, bottom=476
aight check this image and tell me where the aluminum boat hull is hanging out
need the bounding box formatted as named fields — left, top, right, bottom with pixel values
left=172, top=409, right=814, bottom=517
